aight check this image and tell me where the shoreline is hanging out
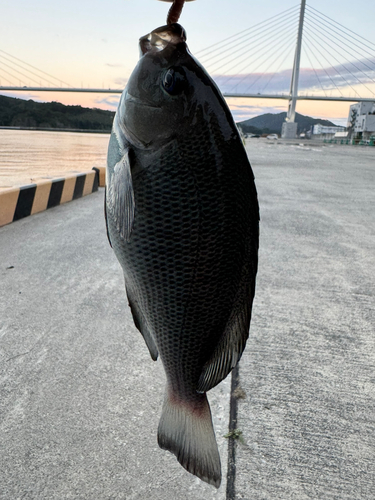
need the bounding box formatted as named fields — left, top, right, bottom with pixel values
left=0, top=126, right=110, bottom=134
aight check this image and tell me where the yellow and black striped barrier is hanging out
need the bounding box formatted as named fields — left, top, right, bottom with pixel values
left=0, top=166, right=106, bottom=228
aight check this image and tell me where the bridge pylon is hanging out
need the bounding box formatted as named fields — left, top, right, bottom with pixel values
left=282, top=0, right=306, bottom=138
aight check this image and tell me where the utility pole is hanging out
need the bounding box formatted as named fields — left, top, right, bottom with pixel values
left=281, top=0, right=306, bottom=138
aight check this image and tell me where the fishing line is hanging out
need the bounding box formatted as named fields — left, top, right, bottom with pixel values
left=158, top=0, right=195, bottom=24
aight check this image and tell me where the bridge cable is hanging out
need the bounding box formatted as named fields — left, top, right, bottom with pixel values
left=198, top=8, right=299, bottom=65
left=306, top=9, right=375, bottom=63
left=241, top=39, right=297, bottom=93
left=302, top=38, right=345, bottom=96
left=303, top=34, right=358, bottom=97
left=0, top=71, right=13, bottom=85
left=304, top=28, right=375, bottom=96
left=223, top=36, right=294, bottom=93
left=201, top=13, right=299, bottom=72
left=195, top=4, right=299, bottom=56
left=0, top=53, right=62, bottom=87
left=0, top=59, right=55, bottom=87
left=216, top=30, right=295, bottom=91
left=210, top=18, right=298, bottom=79
left=302, top=45, right=328, bottom=97
left=0, top=49, right=71, bottom=87
left=260, top=43, right=296, bottom=93
left=306, top=5, right=375, bottom=52
left=303, top=18, right=375, bottom=88
left=0, top=64, right=28, bottom=86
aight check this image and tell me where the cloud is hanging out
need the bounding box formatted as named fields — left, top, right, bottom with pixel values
left=113, top=77, right=128, bottom=87
left=223, top=99, right=288, bottom=122
left=95, top=95, right=121, bottom=110
left=297, top=58, right=375, bottom=94
left=0, top=91, right=44, bottom=102
left=106, top=63, right=125, bottom=68
left=212, top=56, right=375, bottom=97
left=214, top=69, right=292, bottom=95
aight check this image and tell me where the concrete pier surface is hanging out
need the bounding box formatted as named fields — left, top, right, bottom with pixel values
left=236, top=139, right=375, bottom=499
left=1, top=139, right=374, bottom=499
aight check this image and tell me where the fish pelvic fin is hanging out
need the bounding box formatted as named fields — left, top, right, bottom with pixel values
left=157, top=390, right=221, bottom=488
left=126, top=287, right=158, bottom=361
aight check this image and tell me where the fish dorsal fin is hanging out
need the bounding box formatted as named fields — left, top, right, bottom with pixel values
left=106, top=141, right=135, bottom=243
left=197, top=277, right=255, bottom=393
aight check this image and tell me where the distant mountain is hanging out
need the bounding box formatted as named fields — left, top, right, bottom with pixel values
left=237, top=112, right=339, bottom=135
left=0, top=95, right=340, bottom=136
left=0, top=94, right=115, bottom=131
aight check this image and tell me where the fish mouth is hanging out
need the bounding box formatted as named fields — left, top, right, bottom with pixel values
left=120, top=91, right=163, bottom=148
left=139, top=23, right=187, bottom=56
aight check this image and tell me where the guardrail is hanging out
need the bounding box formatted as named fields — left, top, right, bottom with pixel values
left=323, top=138, right=375, bottom=146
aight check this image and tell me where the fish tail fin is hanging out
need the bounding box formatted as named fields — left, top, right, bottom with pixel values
left=157, top=389, right=221, bottom=488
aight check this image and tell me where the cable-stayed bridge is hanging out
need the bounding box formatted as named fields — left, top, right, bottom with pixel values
left=197, top=4, right=375, bottom=100
left=1, top=2, right=375, bottom=109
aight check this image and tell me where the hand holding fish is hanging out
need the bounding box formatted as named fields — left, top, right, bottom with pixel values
left=157, top=0, right=195, bottom=24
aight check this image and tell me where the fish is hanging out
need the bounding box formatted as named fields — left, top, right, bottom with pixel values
left=105, top=23, right=259, bottom=488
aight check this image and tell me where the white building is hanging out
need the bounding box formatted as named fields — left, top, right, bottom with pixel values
left=312, top=124, right=346, bottom=140
left=348, top=102, right=375, bottom=140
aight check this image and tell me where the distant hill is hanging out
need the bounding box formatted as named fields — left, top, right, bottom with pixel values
left=237, top=112, right=338, bottom=135
left=0, top=95, right=340, bottom=136
left=0, top=95, right=115, bottom=131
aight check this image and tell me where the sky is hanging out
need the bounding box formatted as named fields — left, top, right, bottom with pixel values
left=1, top=0, right=375, bottom=125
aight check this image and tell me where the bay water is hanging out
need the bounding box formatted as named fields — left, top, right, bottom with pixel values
left=0, top=129, right=110, bottom=190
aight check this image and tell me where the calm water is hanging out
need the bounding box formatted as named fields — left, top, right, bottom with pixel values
left=0, top=129, right=110, bottom=189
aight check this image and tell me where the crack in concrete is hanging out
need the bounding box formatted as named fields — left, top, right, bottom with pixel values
left=226, top=364, right=239, bottom=500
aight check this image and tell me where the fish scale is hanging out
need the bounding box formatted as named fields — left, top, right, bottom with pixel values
left=116, top=140, right=238, bottom=375
left=105, top=22, right=259, bottom=488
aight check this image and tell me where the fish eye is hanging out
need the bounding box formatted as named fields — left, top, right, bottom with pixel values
left=162, top=69, right=176, bottom=94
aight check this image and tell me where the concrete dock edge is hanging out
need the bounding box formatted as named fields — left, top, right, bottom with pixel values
left=0, top=166, right=106, bottom=227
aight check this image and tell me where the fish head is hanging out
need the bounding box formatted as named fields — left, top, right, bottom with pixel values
left=117, top=24, right=210, bottom=148
left=119, top=23, right=191, bottom=148
left=115, top=23, right=235, bottom=149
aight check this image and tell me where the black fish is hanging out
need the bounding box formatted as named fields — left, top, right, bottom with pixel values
left=105, top=23, right=259, bottom=488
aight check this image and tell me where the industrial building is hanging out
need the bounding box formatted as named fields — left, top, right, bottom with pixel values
left=348, top=102, right=375, bottom=141
left=312, top=124, right=346, bottom=140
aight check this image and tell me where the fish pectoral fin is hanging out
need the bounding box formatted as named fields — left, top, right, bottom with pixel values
left=197, top=280, right=255, bottom=393
left=106, top=147, right=135, bottom=242
left=126, top=288, right=158, bottom=361
left=104, top=189, right=112, bottom=248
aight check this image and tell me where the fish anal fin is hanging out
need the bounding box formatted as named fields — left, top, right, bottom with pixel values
left=158, top=389, right=221, bottom=488
left=197, top=281, right=254, bottom=393
left=126, top=288, right=158, bottom=361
